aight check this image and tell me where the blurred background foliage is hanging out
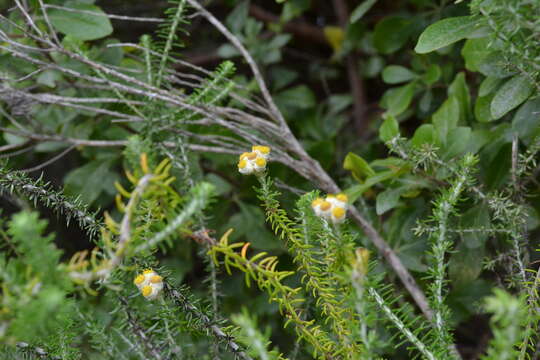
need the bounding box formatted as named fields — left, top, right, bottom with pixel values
left=1, top=0, right=539, bottom=358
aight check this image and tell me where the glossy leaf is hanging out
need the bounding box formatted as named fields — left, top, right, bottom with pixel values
left=379, top=114, right=399, bottom=142
left=383, top=82, right=416, bottom=116
left=461, top=38, right=491, bottom=72
left=474, top=93, right=495, bottom=122
left=448, top=72, right=471, bottom=122
left=491, top=75, right=534, bottom=120
left=422, top=64, right=441, bottom=85
left=432, top=96, right=460, bottom=145
left=351, top=0, right=378, bottom=22
left=411, top=124, right=436, bottom=148
left=49, top=3, right=113, bottom=41
left=343, top=152, right=375, bottom=182
left=376, top=187, right=404, bottom=215
left=374, top=17, right=412, bottom=54
left=512, top=98, right=540, bottom=144
left=382, top=65, right=417, bottom=84
left=415, top=16, right=487, bottom=54
left=443, top=126, right=472, bottom=159
left=478, top=76, right=502, bottom=97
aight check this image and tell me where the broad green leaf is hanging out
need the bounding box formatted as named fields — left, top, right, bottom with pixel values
left=374, top=17, right=412, bottom=54
left=478, top=76, right=501, bottom=97
left=217, top=44, right=240, bottom=58
left=415, top=16, right=487, bottom=54
left=3, top=129, right=26, bottom=145
left=281, top=0, right=310, bottom=22
left=448, top=280, right=492, bottom=319
left=370, top=157, right=407, bottom=170
left=271, top=66, right=299, bottom=91
left=382, top=82, right=416, bottom=116
left=461, top=38, right=491, bottom=72
left=362, top=56, right=385, bottom=78
left=382, top=65, right=417, bottom=84
left=474, top=93, right=494, bottom=122
left=432, top=96, right=460, bottom=145
left=512, top=98, right=540, bottom=145
left=229, top=203, right=282, bottom=251
left=98, top=39, right=124, bottom=66
left=466, top=129, right=492, bottom=154
left=226, top=0, right=249, bottom=34
left=344, top=183, right=372, bottom=202
left=346, top=170, right=398, bottom=202
left=484, top=142, right=512, bottom=190
left=460, top=205, right=491, bottom=249
left=35, top=142, right=70, bottom=153
left=351, top=0, right=378, bottom=22
left=491, top=75, right=534, bottom=120
left=64, top=159, right=114, bottom=204
left=274, top=85, right=316, bottom=110
left=449, top=243, right=484, bottom=286
left=477, top=52, right=517, bottom=78
left=343, top=152, right=375, bottom=182
left=376, top=187, right=405, bottom=215
left=379, top=114, right=399, bottom=142
left=448, top=72, right=471, bottom=122
left=421, top=64, right=441, bottom=85
left=328, top=94, right=353, bottom=115
left=411, top=124, right=436, bottom=148
left=49, top=4, right=113, bottom=41
left=443, top=126, right=472, bottom=159
left=204, top=174, right=232, bottom=196
left=419, top=90, right=433, bottom=114
left=398, top=248, right=429, bottom=272
left=37, top=70, right=62, bottom=88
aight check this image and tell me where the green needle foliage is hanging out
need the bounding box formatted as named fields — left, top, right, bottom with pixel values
left=0, top=163, right=103, bottom=240
left=0, top=0, right=539, bottom=359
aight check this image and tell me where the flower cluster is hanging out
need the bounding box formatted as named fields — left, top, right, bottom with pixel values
left=133, top=269, right=164, bottom=300
left=237, top=145, right=271, bottom=175
left=311, top=193, right=348, bottom=224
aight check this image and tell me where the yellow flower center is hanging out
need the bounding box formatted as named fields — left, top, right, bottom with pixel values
left=134, top=275, right=145, bottom=285
left=252, top=145, right=270, bottom=154
left=142, top=269, right=154, bottom=275
left=336, top=193, right=348, bottom=203
left=238, top=160, right=247, bottom=169
left=332, top=207, right=346, bottom=219
left=246, top=152, right=257, bottom=160
left=311, top=198, right=324, bottom=208
left=142, top=285, right=153, bottom=297
left=150, top=275, right=163, bottom=284
left=239, top=152, right=250, bottom=160
left=255, top=157, right=266, bottom=167
left=320, top=201, right=332, bottom=211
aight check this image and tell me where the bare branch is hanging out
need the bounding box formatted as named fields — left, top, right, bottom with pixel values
left=42, top=4, right=165, bottom=23
left=186, top=0, right=286, bottom=126
left=21, top=144, right=76, bottom=173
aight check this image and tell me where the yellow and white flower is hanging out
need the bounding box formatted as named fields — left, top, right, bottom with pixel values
left=133, top=269, right=164, bottom=300
left=311, top=193, right=348, bottom=224
left=237, top=145, right=271, bottom=175
left=252, top=145, right=271, bottom=159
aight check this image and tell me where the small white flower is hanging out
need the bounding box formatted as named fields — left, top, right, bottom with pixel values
left=311, top=198, right=333, bottom=218
left=251, top=145, right=271, bottom=159
left=311, top=193, right=348, bottom=224
left=237, top=146, right=270, bottom=175
left=327, top=193, right=348, bottom=209
left=134, top=269, right=164, bottom=300
left=330, top=205, right=347, bottom=224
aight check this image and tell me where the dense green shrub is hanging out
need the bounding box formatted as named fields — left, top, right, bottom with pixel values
left=0, top=0, right=539, bottom=359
